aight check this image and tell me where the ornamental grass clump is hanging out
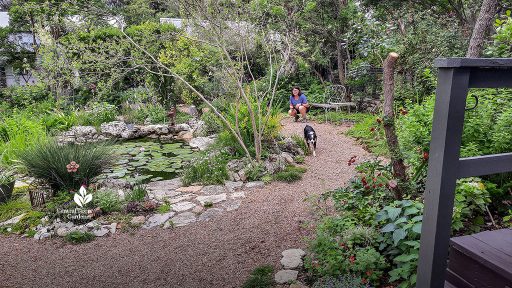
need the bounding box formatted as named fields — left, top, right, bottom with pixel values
left=19, top=139, right=115, bottom=193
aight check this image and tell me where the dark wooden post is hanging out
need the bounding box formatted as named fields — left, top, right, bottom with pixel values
left=417, top=58, right=512, bottom=287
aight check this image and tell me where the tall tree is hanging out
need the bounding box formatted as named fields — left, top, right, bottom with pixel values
left=467, top=0, right=498, bottom=57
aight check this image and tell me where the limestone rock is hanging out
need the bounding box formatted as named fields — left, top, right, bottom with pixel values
left=168, top=212, right=196, bottom=227
left=224, top=181, right=243, bottom=192
left=172, top=201, right=196, bottom=212
left=143, top=212, right=175, bottom=229
left=281, top=249, right=306, bottom=269
left=274, top=270, right=298, bottom=284
left=198, top=208, right=223, bottom=221
left=201, top=185, right=227, bottom=195
left=101, top=121, right=127, bottom=138
left=281, top=152, right=295, bottom=164
left=189, top=136, right=215, bottom=151
left=222, top=200, right=241, bottom=211
left=0, top=213, right=26, bottom=227
left=196, top=194, right=227, bottom=205
left=176, top=186, right=203, bottom=193
left=245, top=181, right=264, bottom=189
left=278, top=137, right=304, bottom=156
left=231, top=191, right=246, bottom=199
left=175, top=123, right=191, bottom=132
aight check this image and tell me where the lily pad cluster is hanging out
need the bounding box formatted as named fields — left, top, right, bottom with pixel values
left=99, top=140, right=195, bottom=184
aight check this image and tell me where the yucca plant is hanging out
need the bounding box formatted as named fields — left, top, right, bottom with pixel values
left=19, top=139, right=115, bottom=194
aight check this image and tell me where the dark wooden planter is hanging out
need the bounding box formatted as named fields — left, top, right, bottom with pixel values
left=0, top=181, right=15, bottom=204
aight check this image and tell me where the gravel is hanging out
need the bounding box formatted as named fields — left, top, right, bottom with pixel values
left=0, top=118, right=370, bottom=288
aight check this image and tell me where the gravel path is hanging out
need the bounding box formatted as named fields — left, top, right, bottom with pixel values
left=0, top=118, right=371, bottom=288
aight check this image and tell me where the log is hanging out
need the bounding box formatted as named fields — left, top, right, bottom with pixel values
left=383, top=52, right=407, bottom=200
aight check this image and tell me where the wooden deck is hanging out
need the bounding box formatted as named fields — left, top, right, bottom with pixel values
left=445, top=229, right=512, bottom=288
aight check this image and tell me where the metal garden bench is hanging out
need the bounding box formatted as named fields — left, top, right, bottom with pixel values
left=310, top=85, right=356, bottom=122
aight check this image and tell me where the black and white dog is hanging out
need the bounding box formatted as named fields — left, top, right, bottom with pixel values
left=304, top=125, right=317, bottom=156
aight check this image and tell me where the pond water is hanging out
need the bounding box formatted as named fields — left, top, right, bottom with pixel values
left=98, top=140, right=195, bottom=184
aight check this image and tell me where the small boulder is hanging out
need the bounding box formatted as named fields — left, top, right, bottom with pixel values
left=131, top=216, right=146, bottom=225
left=101, top=121, right=127, bottom=138
left=245, top=181, right=264, bottom=189
left=189, top=136, right=215, bottom=151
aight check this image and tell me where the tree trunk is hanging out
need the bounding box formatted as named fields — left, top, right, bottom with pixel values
left=383, top=52, right=407, bottom=200
left=336, top=41, right=345, bottom=84
left=467, top=0, right=498, bottom=58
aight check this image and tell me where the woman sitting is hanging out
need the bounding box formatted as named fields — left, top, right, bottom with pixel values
left=289, top=86, right=310, bottom=122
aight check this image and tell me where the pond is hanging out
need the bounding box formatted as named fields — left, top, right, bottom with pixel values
left=98, top=140, right=195, bottom=184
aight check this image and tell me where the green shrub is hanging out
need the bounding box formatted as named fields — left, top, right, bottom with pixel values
left=64, top=231, right=95, bottom=244
left=0, top=84, right=50, bottom=108
left=245, top=162, right=266, bottom=181
left=346, top=114, right=388, bottom=156
left=19, top=139, right=115, bottom=193
left=0, top=112, right=48, bottom=165
left=181, top=153, right=229, bottom=186
left=273, top=165, right=307, bottom=183
left=0, top=197, right=31, bottom=222
left=125, top=184, right=148, bottom=202
left=242, top=265, right=274, bottom=288
left=40, top=110, right=78, bottom=133
left=77, top=102, right=118, bottom=127
left=124, top=103, right=167, bottom=124
left=375, top=200, right=423, bottom=288
left=157, top=203, right=171, bottom=213
left=312, top=275, right=369, bottom=288
left=294, top=155, right=305, bottom=164
left=291, top=134, right=309, bottom=156
left=199, top=111, right=223, bottom=136
left=11, top=211, right=45, bottom=233
left=452, top=178, right=491, bottom=233
left=93, top=190, right=122, bottom=213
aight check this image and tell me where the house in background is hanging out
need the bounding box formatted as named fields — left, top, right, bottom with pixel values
left=0, top=11, right=39, bottom=88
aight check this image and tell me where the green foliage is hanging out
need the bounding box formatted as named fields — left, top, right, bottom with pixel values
left=124, top=103, right=168, bottom=125
left=181, top=153, right=229, bottom=186
left=452, top=178, right=492, bottom=233
left=312, top=275, right=369, bottom=288
left=19, top=139, right=115, bottom=193
left=77, top=102, right=118, bottom=127
left=93, top=190, right=122, bottom=213
left=157, top=203, right=171, bottom=213
left=291, top=134, right=309, bottom=156
left=0, top=84, right=51, bottom=108
left=307, top=217, right=386, bottom=284
left=0, top=112, right=48, bottom=165
left=11, top=210, right=45, bottom=233
left=64, top=231, right=95, bottom=244
left=346, top=114, right=388, bottom=156
left=294, top=155, right=305, bottom=164
left=245, top=162, right=266, bottom=182
left=125, top=184, right=148, bottom=203
left=0, top=196, right=31, bottom=222
left=375, top=200, right=423, bottom=288
left=242, top=265, right=274, bottom=288
left=273, top=165, right=307, bottom=183
left=203, top=201, right=213, bottom=208
left=485, top=11, right=512, bottom=57
left=0, top=167, right=15, bottom=185
left=199, top=111, right=223, bottom=136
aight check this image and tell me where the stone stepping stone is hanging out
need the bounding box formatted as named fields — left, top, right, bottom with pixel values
left=280, top=249, right=306, bottom=269
left=196, top=194, right=227, bottom=205
left=224, top=181, right=243, bottom=192
left=198, top=208, right=223, bottom=221
left=230, top=191, right=246, bottom=199
left=172, top=201, right=196, bottom=212
left=143, top=212, right=175, bottom=229
left=148, top=190, right=181, bottom=201
left=201, top=185, right=227, bottom=195
left=167, top=212, right=196, bottom=227
left=176, top=185, right=203, bottom=193
left=274, top=270, right=298, bottom=284
left=168, top=194, right=195, bottom=204
left=245, top=181, right=264, bottom=189
left=222, top=200, right=241, bottom=211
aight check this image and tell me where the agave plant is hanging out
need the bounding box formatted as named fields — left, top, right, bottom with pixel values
left=19, top=139, right=115, bottom=194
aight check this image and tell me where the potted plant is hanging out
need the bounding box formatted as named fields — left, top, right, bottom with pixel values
left=0, top=167, right=15, bottom=204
